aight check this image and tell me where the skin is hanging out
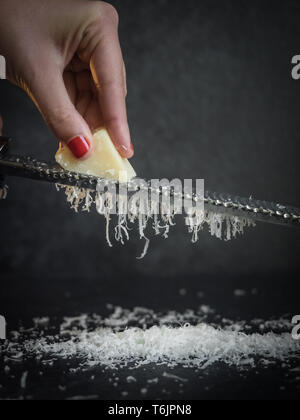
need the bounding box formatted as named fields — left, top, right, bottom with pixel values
left=0, top=0, right=133, bottom=159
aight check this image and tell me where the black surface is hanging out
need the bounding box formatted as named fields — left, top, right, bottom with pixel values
left=1, top=359, right=299, bottom=401
left=0, top=279, right=300, bottom=401
left=0, top=0, right=300, bottom=400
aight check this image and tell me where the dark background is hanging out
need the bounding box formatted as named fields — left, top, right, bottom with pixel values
left=0, top=0, right=300, bottom=400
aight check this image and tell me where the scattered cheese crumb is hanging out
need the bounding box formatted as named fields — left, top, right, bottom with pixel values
left=20, top=372, right=28, bottom=390
left=126, top=376, right=137, bottom=383
left=147, top=378, right=159, bottom=385
left=234, top=290, right=247, bottom=297
left=163, top=372, right=188, bottom=382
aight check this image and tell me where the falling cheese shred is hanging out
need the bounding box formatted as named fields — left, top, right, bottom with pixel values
left=55, top=182, right=256, bottom=258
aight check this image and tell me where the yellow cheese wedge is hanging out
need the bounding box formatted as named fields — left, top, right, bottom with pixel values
left=55, top=128, right=136, bottom=183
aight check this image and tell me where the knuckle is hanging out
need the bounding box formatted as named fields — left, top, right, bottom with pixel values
left=98, top=2, right=119, bottom=26
left=81, top=3, right=120, bottom=61
left=99, top=79, right=127, bottom=98
left=105, top=116, right=124, bottom=132
left=45, top=108, right=74, bottom=131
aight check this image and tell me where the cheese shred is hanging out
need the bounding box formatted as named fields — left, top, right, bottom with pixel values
left=56, top=184, right=255, bottom=257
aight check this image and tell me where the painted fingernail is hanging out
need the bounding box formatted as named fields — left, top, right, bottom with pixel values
left=68, top=135, right=90, bottom=159
left=130, top=142, right=134, bottom=153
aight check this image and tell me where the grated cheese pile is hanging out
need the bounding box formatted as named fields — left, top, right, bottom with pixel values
left=56, top=184, right=256, bottom=257
left=1, top=306, right=299, bottom=371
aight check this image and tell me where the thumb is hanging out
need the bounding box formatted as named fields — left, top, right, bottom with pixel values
left=29, top=63, right=93, bottom=159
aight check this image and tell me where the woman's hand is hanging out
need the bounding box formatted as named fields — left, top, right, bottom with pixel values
left=0, top=0, right=133, bottom=159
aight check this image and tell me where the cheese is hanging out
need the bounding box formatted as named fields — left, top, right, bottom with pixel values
left=55, top=128, right=136, bottom=183
left=1, top=307, right=299, bottom=373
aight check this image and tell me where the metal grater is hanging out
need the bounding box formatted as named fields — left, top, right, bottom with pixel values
left=1, top=136, right=300, bottom=228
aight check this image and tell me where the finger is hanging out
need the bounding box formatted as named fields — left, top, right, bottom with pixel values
left=123, top=61, right=127, bottom=97
left=90, top=25, right=133, bottom=158
left=84, top=98, right=104, bottom=132
left=63, top=71, right=77, bottom=104
left=29, top=61, right=94, bottom=160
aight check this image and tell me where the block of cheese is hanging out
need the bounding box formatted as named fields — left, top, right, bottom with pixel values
left=55, top=128, right=136, bottom=183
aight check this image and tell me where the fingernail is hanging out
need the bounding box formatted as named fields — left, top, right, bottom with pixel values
left=67, top=135, right=90, bottom=159
left=120, top=144, right=129, bottom=153
left=128, top=142, right=134, bottom=158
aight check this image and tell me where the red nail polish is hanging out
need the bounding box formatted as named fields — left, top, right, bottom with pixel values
left=130, top=142, right=134, bottom=153
left=68, top=136, right=90, bottom=159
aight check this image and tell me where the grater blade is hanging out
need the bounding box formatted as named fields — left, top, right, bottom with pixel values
left=0, top=143, right=300, bottom=229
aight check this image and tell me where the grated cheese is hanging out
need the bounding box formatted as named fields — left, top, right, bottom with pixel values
left=1, top=306, right=299, bottom=372
left=56, top=183, right=256, bottom=258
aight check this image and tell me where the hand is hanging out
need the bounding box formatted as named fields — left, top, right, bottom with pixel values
left=0, top=0, right=133, bottom=159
